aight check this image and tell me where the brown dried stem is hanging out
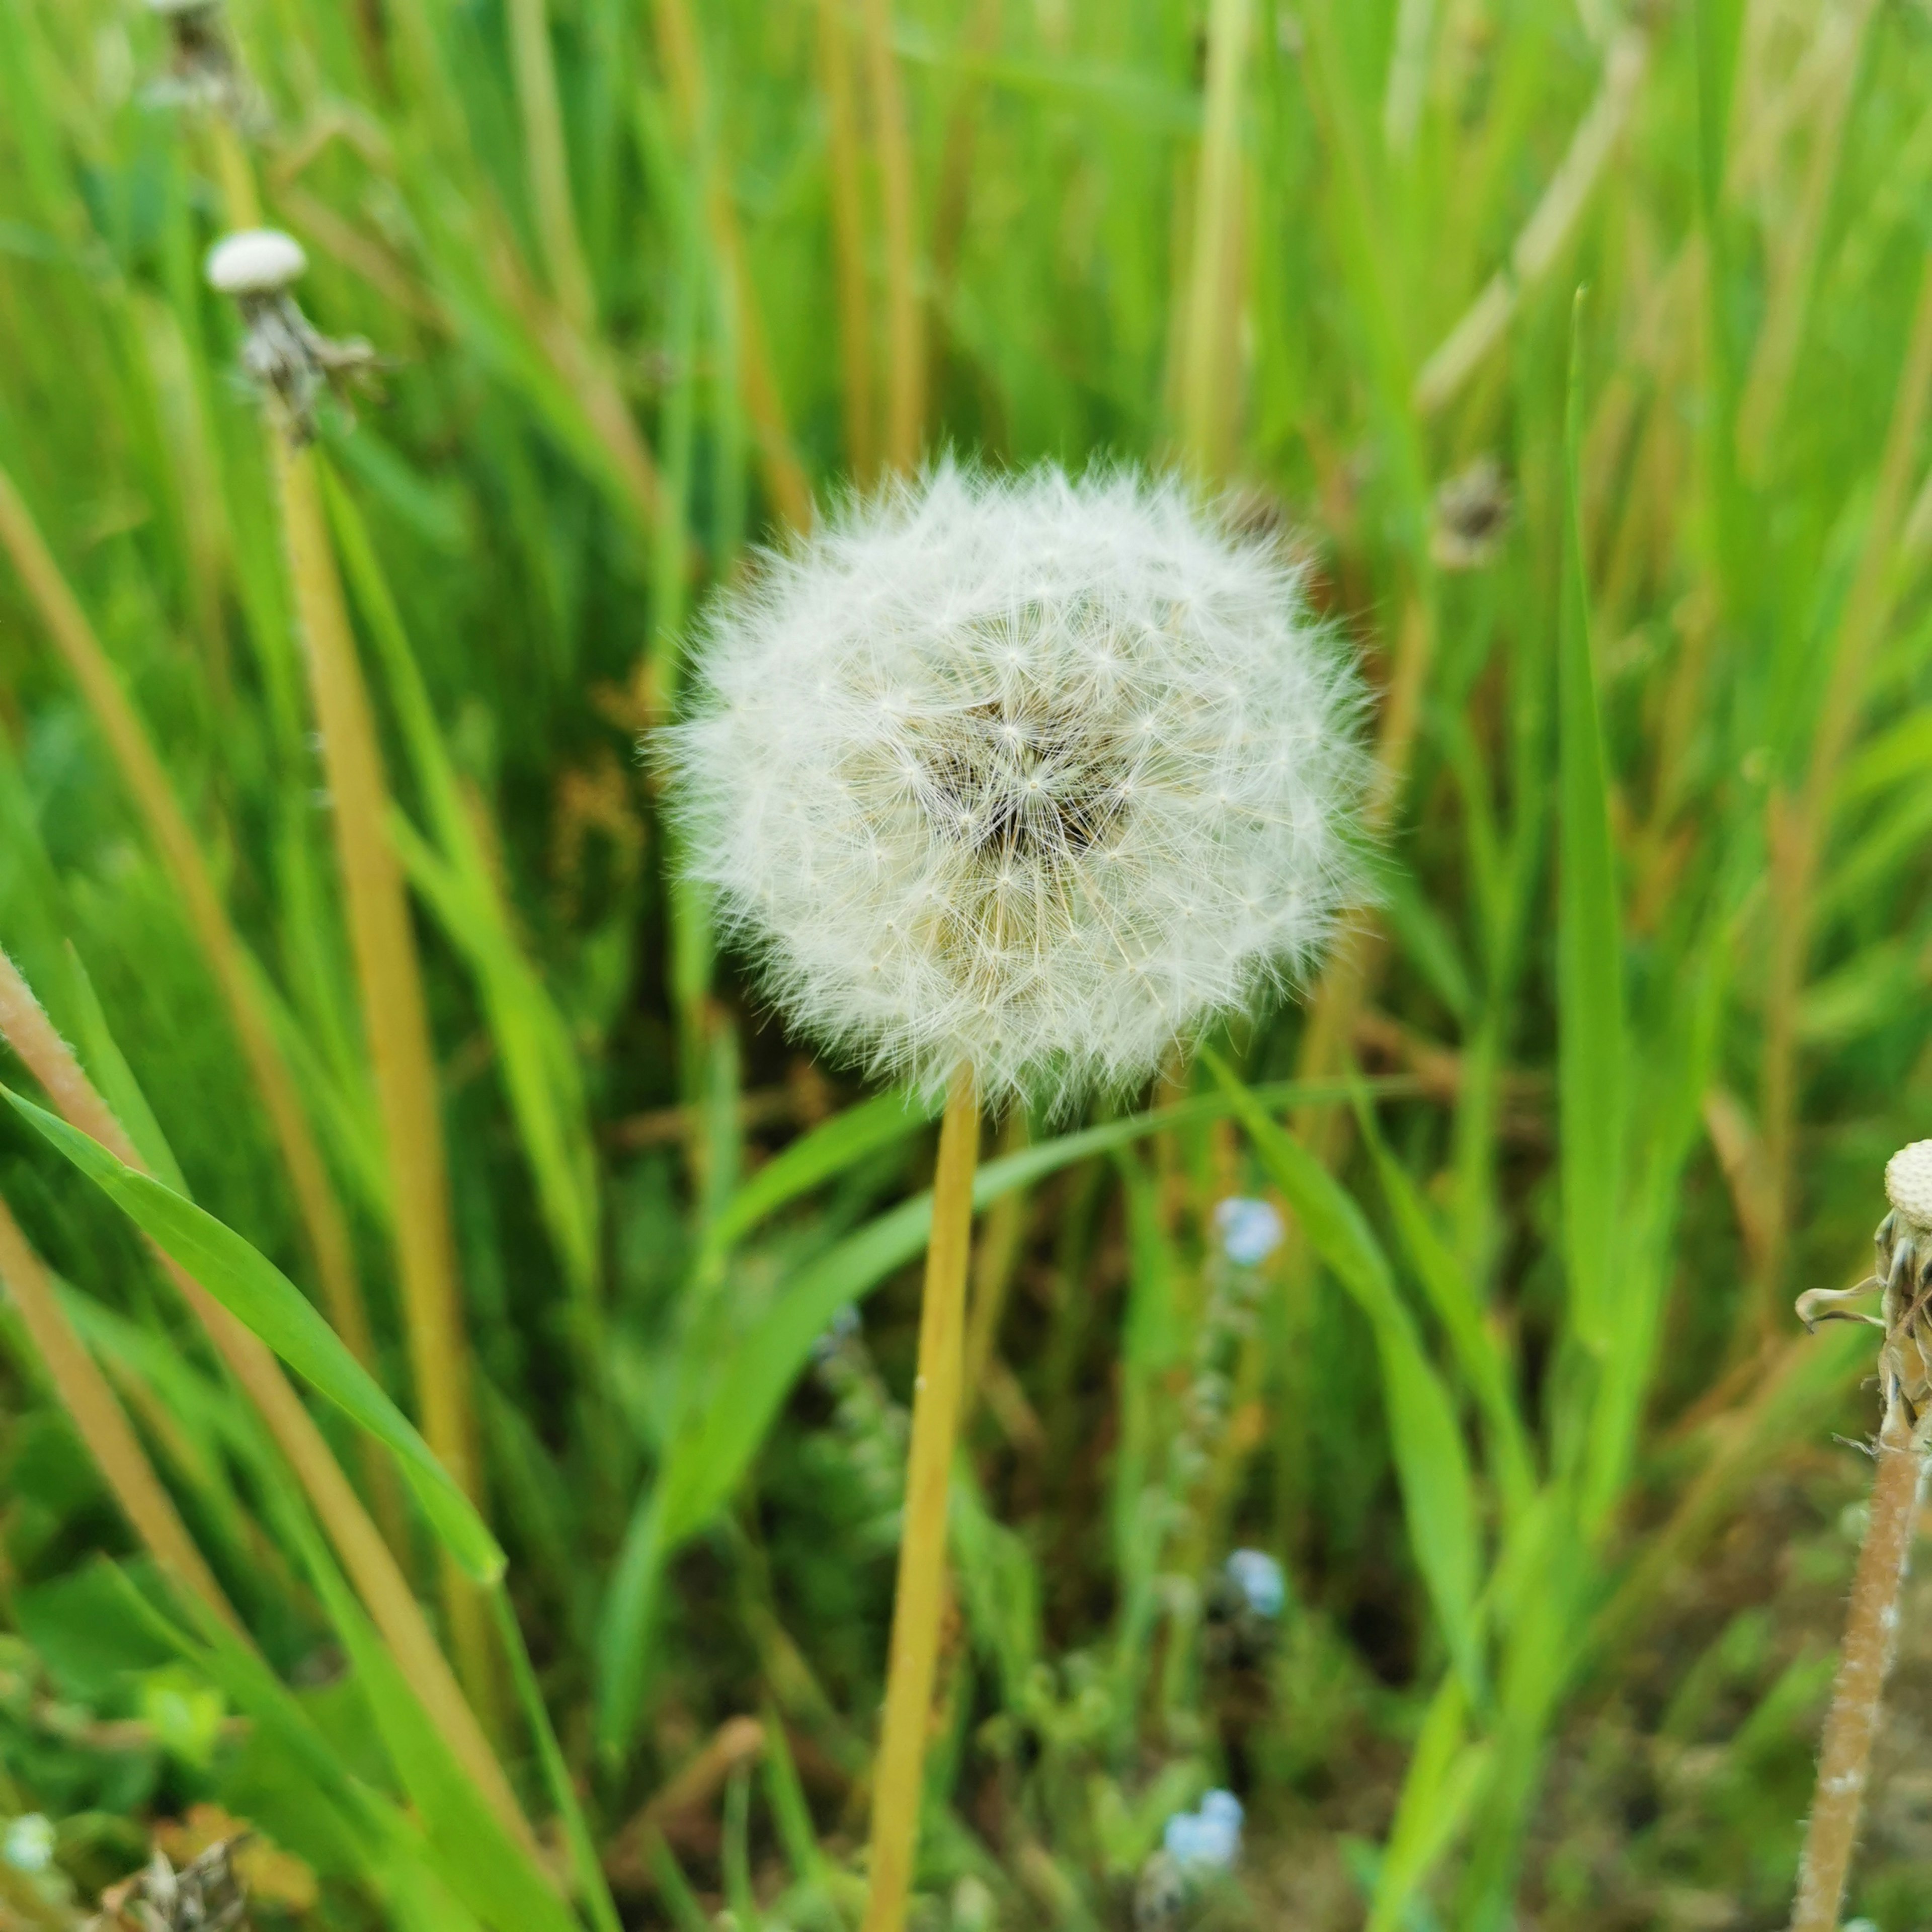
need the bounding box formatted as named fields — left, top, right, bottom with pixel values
left=270, top=436, right=501, bottom=1739
left=0, top=1191, right=244, bottom=1637
left=1789, top=1401, right=1926, bottom=1931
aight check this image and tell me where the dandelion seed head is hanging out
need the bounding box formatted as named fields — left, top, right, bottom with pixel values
left=663, top=463, right=1365, bottom=1109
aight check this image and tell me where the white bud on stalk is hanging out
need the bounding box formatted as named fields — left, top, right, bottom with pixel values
left=205, top=228, right=307, bottom=296
left=1885, top=1141, right=1932, bottom=1234
left=664, top=463, right=1366, bottom=1109
left=204, top=229, right=375, bottom=443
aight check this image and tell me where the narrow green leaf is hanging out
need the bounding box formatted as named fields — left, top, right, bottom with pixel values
left=63, top=947, right=190, bottom=1197
left=1352, top=1082, right=1537, bottom=1524
left=1557, top=289, right=1626, bottom=1355
left=275, top=1512, right=578, bottom=1932
left=491, top=1586, right=624, bottom=1932
left=700, top=1086, right=932, bottom=1266
left=595, top=1075, right=1403, bottom=1751
left=3, top=1086, right=505, bottom=1583
left=1202, top=1050, right=1485, bottom=1703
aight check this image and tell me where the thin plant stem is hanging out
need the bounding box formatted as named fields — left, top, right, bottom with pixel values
left=269, top=434, right=501, bottom=1740
left=861, top=1062, right=979, bottom=1932
left=817, top=0, right=877, bottom=482
left=1412, top=28, right=1648, bottom=419
left=651, top=0, right=815, bottom=529
left=926, top=0, right=1004, bottom=415
left=0, top=459, right=411, bottom=1567
left=1734, top=0, right=1881, bottom=481
left=1756, top=251, right=1932, bottom=1338
left=1790, top=1402, right=1927, bottom=1931
left=0, top=1191, right=244, bottom=1637
left=860, top=0, right=923, bottom=472
left=1179, top=0, right=1250, bottom=476
left=0, top=945, right=534, bottom=1849
left=506, top=0, right=598, bottom=331
left=962, top=1106, right=1029, bottom=1415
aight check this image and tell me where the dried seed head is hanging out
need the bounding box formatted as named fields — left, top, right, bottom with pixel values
left=142, top=0, right=259, bottom=121
left=1885, top=1141, right=1932, bottom=1234
left=88, top=1840, right=248, bottom=1932
left=204, top=230, right=377, bottom=444
left=664, top=463, right=1366, bottom=1110
left=1430, top=455, right=1512, bottom=571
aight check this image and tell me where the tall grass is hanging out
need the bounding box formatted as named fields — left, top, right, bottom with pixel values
left=2, top=0, right=1931, bottom=1925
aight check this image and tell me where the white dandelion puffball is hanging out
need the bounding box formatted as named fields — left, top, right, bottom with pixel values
left=666, top=464, right=1365, bottom=1107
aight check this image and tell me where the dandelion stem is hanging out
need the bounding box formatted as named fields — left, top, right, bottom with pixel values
left=1789, top=1403, right=1926, bottom=1931
left=0, top=1191, right=244, bottom=1637
left=270, top=435, right=501, bottom=1742
left=862, top=1062, right=979, bottom=1932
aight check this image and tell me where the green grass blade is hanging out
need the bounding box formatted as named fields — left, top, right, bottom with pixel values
left=1203, top=1049, right=1486, bottom=1704
left=1557, top=289, right=1626, bottom=1358
left=2, top=1085, right=505, bottom=1584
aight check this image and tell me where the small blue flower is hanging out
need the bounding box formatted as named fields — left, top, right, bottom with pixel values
left=3, top=1815, right=55, bottom=1875
left=811, top=1302, right=863, bottom=1361
left=1162, top=1789, right=1243, bottom=1872
left=1213, top=1197, right=1283, bottom=1267
left=1225, top=1548, right=1286, bottom=1619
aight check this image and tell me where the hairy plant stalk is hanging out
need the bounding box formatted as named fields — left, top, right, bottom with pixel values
left=0, top=946, right=532, bottom=1847
left=816, top=0, right=877, bottom=482
left=860, top=0, right=923, bottom=472
left=1790, top=1405, right=1926, bottom=1930
left=1756, top=251, right=1932, bottom=1336
left=0, top=1192, right=244, bottom=1637
left=861, top=1064, right=979, bottom=1932
left=270, top=436, right=500, bottom=1738
left=1179, top=0, right=1250, bottom=475
left=0, top=459, right=409, bottom=1565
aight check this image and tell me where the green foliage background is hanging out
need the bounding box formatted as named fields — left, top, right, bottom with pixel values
left=2, top=0, right=1931, bottom=1925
